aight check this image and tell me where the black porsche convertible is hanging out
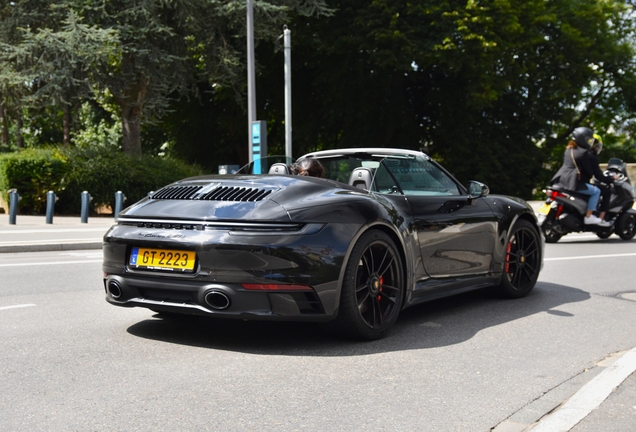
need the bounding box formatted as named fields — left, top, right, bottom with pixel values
left=103, top=148, right=543, bottom=340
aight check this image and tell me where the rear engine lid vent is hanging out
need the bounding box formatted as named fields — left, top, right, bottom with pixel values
left=152, top=185, right=202, bottom=200
left=198, top=186, right=272, bottom=202
left=152, top=185, right=272, bottom=202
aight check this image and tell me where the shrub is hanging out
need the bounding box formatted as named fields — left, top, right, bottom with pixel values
left=57, top=146, right=202, bottom=214
left=0, top=146, right=202, bottom=215
left=0, top=148, right=69, bottom=214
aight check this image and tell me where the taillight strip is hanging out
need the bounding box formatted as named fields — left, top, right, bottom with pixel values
left=242, top=283, right=313, bottom=292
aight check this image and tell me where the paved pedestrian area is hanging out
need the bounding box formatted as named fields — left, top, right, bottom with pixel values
left=0, top=214, right=113, bottom=253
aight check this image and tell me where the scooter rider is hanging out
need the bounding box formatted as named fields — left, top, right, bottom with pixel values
left=550, top=127, right=616, bottom=226
left=589, top=134, right=618, bottom=221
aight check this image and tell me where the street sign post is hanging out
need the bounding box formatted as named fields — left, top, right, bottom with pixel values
left=251, top=121, right=267, bottom=174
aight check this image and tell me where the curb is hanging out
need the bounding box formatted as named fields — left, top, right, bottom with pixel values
left=493, top=348, right=636, bottom=432
left=0, top=242, right=103, bottom=253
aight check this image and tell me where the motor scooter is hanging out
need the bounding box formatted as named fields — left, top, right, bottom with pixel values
left=538, top=158, right=636, bottom=243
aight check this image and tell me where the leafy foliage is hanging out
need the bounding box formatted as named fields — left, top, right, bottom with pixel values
left=259, top=0, right=636, bottom=198
left=13, top=9, right=118, bottom=144
left=1, top=0, right=636, bottom=200
left=0, top=146, right=201, bottom=215
left=2, top=0, right=330, bottom=156
left=56, top=146, right=203, bottom=214
left=0, top=147, right=68, bottom=213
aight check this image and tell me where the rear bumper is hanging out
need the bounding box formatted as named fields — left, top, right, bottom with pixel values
left=103, top=274, right=337, bottom=322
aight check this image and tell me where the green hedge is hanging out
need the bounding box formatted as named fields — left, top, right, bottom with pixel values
left=0, top=148, right=69, bottom=214
left=0, top=146, right=202, bottom=215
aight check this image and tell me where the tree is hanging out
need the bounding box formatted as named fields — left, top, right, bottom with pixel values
left=1, top=0, right=329, bottom=156
left=253, top=0, right=636, bottom=198
left=7, top=9, right=118, bottom=145
left=1, top=1, right=82, bottom=148
left=68, top=0, right=328, bottom=157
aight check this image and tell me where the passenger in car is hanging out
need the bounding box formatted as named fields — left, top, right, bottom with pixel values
left=290, top=158, right=325, bottom=178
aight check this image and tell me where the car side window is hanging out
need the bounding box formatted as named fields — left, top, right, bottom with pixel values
left=373, top=162, right=401, bottom=194
left=316, top=157, right=364, bottom=183
left=382, top=156, right=461, bottom=196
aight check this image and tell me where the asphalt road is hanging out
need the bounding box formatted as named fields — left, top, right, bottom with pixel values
left=1, top=230, right=635, bottom=431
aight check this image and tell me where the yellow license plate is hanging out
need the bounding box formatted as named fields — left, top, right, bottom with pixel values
left=537, top=203, right=552, bottom=215
left=129, top=247, right=196, bottom=272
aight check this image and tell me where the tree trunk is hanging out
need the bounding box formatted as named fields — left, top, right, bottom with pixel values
left=121, top=104, right=142, bottom=157
left=63, top=104, right=71, bottom=146
left=16, top=114, right=24, bottom=149
left=112, top=68, right=148, bottom=157
left=0, top=104, right=8, bottom=146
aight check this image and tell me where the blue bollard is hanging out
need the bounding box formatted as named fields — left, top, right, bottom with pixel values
left=8, top=189, right=20, bottom=225
left=45, top=191, right=56, bottom=224
left=114, top=191, right=126, bottom=217
left=80, top=191, right=91, bottom=223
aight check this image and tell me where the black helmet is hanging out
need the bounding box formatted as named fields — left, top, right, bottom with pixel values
left=572, top=127, right=594, bottom=150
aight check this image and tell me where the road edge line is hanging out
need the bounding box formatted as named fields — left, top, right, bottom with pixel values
left=529, top=346, right=636, bottom=431
left=0, top=304, right=36, bottom=311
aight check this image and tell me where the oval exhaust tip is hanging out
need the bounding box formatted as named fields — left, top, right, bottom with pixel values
left=107, top=281, right=122, bottom=299
left=204, top=290, right=231, bottom=310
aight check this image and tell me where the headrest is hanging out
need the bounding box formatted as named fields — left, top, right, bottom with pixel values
left=269, top=163, right=290, bottom=174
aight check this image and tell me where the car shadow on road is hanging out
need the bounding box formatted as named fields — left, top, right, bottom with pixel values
left=126, top=281, right=590, bottom=356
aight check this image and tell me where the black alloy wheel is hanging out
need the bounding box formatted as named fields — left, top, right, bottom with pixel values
left=330, top=230, right=404, bottom=340
left=616, top=212, right=636, bottom=240
left=541, top=218, right=562, bottom=243
left=499, top=220, right=541, bottom=298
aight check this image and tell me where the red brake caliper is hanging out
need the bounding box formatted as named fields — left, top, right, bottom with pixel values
left=505, top=241, right=513, bottom=273
left=378, top=276, right=384, bottom=301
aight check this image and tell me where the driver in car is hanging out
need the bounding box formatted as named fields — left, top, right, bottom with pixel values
left=291, top=158, right=325, bottom=178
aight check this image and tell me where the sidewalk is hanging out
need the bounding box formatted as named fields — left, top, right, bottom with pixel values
left=0, top=213, right=114, bottom=253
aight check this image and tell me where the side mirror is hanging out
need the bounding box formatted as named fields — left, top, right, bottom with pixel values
left=468, top=181, right=490, bottom=199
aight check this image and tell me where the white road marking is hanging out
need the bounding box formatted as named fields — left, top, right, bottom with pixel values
left=0, top=239, right=101, bottom=246
left=62, top=251, right=103, bottom=257
left=0, top=304, right=36, bottom=311
left=0, top=259, right=102, bottom=268
left=0, top=228, right=107, bottom=234
left=559, top=234, right=598, bottom=240
left=530, top=346, right=636, bottom=431
left=545, top=253, right=636, bottom=262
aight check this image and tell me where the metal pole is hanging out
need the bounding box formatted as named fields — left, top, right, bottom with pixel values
left=8, top=189, right=19, bottom=225
left=284, top=26, right=292, bottom=159
left=114, top=191, right=126, bottom=217
left=247, top=0, right=257, bottom=162
left=45, top=191, right=55, bottom=224
left=81, top=191, right=91, bottom=223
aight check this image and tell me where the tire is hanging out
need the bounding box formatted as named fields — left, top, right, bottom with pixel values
left=541, top=219, right=562, bottom=243
left=330, top=230, right=404, bottom=340
left=596, top=231, right=612, bottom=239
left=498, top=220, right=541, bottom=299
left=616, top=212, right=636, bottom=240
